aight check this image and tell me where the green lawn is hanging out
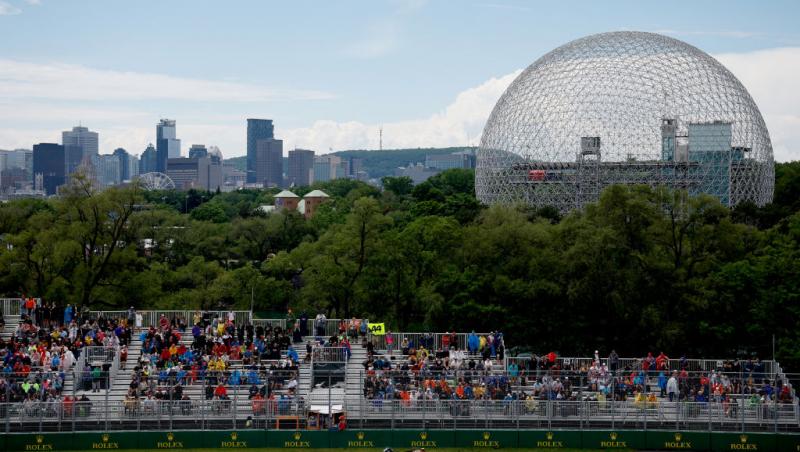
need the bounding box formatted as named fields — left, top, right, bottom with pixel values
left=93, top=449, right=603, bottom=452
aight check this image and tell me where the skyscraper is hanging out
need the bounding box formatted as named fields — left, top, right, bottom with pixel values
left=113, top=148, right=130, bottom=181
left=62, top=126, right=99, bottom=156
left=313, top=154, right=341, bottom=183
left=246, top=119, right=274, bottom=183
left=156, top=119, right=181, bottom=172
left=32, top=143, right=65, bottom=195
left=288, top=149, right=314, bottom=187
left=188, top=144, right=208, bottom=159
left=255, top=138, right=283, bottom=187
left=96, top=154, right=121, bottom=186
left=140, top=143, right=158, bottom=174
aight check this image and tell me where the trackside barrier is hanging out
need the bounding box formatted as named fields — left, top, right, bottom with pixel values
left=3, top=399, right=797, bottom=433
left=2, top=429, right=799, bottom=450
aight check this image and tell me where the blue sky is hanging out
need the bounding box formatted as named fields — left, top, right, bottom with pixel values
left=0, top=0, right=799, bottom=160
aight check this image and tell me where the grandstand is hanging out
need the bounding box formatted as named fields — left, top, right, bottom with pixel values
left=1, top=298, right=799, bottom=450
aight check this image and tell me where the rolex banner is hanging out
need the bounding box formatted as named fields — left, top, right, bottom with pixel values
left=1, top=429, right=797, bottom=450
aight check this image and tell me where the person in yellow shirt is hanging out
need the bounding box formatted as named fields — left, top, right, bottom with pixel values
left=647, top=393, right=658, bottom=409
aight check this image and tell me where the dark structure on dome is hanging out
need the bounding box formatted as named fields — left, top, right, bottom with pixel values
left=476, top=31, right=774, bottom=212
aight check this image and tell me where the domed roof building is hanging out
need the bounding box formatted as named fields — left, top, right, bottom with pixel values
left=476, top=31, right=774, bottom=212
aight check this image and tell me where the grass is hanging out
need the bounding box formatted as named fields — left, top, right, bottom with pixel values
left=74, top=449, right=602, bottom=452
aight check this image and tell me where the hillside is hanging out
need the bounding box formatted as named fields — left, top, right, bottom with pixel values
left=223, top=147, right=478, bottom=179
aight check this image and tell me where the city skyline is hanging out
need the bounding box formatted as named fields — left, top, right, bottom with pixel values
left=0, top=1, right=799, bottom=161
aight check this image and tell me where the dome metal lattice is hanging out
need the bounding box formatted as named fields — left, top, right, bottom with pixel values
left=476, top=31, right=774, bottom=212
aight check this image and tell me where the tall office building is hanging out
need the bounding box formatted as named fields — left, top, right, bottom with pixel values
left=113, top=148, right=130, bottom=181
left=62, top=126, right=99, bottom=156
left=255, top=138, right=283, bottom=187
left=246, top=119, right=274, bottom=183
left=139, top=143, right=158, bottom=174
left=32, top=143, right=65, bottom=195
left=96, top=154, right=121, bottom=186
left=156, top=119, right=181, bottom=172
left=313, top=154, right=342, bottom=183
left=166, top=155, right=222, bottom=191
left=128, top=154, right=140, bottom=180
left=288, top=149, right=314, bottom=187
left=188, top=144, right=208, bottom=159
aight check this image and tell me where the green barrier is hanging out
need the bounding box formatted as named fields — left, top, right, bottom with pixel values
left=203, top=431, right=266, bottom=449
left=330, top=429, right=393, bottom=448
left=454, top=430, right=518, bottom=448
left=139, top=430, right=206, bottom=449
left=73, top=432, right=139, bottom=450
left=645, top=430, right=710, bottom=450
left=266, top=430, right=329, bottom=448
left=581, top=430, right=647, bottom=449
left=518, top=430, right=581, bottom=448
left=711, top=432, right=775, bottom=451
left=392, top=429, right=455, bottom=448
left=5, top=433, right=72, bottom=452
left=4, top=428, right=800, bottom=450
left=776, top=433, right=800, bottom=452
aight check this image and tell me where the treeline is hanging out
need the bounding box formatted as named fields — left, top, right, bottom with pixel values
left=1, top=165, right=799, bottom=369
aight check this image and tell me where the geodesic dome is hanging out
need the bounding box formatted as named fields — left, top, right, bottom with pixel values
left=476, top=31, right=774, bottom=212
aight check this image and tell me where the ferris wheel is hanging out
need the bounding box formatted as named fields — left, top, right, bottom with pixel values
left=138, top=172, right=176, bottom=190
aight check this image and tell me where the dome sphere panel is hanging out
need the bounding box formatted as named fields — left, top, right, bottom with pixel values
left=477, top=31, right=774, bottom=211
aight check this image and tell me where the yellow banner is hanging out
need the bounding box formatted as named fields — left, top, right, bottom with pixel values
left=368, top=323, right=385, bottom=335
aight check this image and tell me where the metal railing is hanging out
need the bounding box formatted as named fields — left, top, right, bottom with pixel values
left=89, top=310, right=252, bottom=328
left=367, top=332, right=498, bottom=353
left=0, top=298, right=40, bottom=317
left=1, top=397, right=796, bottom=433
left=253, top=318, right=367, bottom=338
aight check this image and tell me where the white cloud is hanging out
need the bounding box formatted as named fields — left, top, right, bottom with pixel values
left=715, top=47, right=800, bottom=162
left=0, top=59, right=334, bottom=102
left=24, top=0, right=41, bottom=5
left=0, top=1, right=21, bottom=15
left=1, top=47, right=798, bottom=163
left=281, top=70, right=522, bottom=152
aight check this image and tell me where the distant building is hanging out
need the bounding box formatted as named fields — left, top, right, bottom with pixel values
left=313, top=155, right=341, bottom=183
left=255, top=138, right=283, bottom=187
left=425, top=151, right=476, bottom=170
left=188, top=144, right=208, bottom=159
left=65, top=144, right=86, bottom=179
left=32, top=143, right=65, bottom=195
left=301, top=189, right=330, bottom=219
left=128, top=154, right=140, bottom=180
left=288, top=149, right=314, bottom=187
left=166, top=155, right=222, bottom=191
left=139, top=143, right=158, bottom=174
left=96, top=154, right=121, bottom=186
left=223, top=162, right=246, bottom=188
left=1, top=167, right=28, bottom=193
left=395, top=163, right=440, bottom=184
left=247, top=119, right=274, bottom=183
left=274, top=189, right=300, bottom=211
left=62, top=126, right=99, bottom=156
left=156, top=119, right=181, bottom=172
left=113, top=148, right=130, bottom=181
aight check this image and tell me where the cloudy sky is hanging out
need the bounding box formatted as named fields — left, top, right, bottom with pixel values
left=0, top=0, right=798, bottom=161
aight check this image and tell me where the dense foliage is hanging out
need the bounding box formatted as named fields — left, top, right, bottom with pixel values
left=1, top=165, right=799, bottom=368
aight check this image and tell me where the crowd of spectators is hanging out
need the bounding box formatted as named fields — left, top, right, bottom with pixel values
left=124, top=312, right=305, bottom=417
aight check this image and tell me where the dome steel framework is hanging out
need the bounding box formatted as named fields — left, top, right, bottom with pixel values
left=476, top=31, right=774, bottom=212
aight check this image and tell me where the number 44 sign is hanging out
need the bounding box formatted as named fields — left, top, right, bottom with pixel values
left=368, top=323, right=386, bottom=335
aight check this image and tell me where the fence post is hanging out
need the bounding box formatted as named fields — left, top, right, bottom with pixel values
left=233, top=382, right=238, bottom=430
left=105, top=372, right=110, bottom=432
